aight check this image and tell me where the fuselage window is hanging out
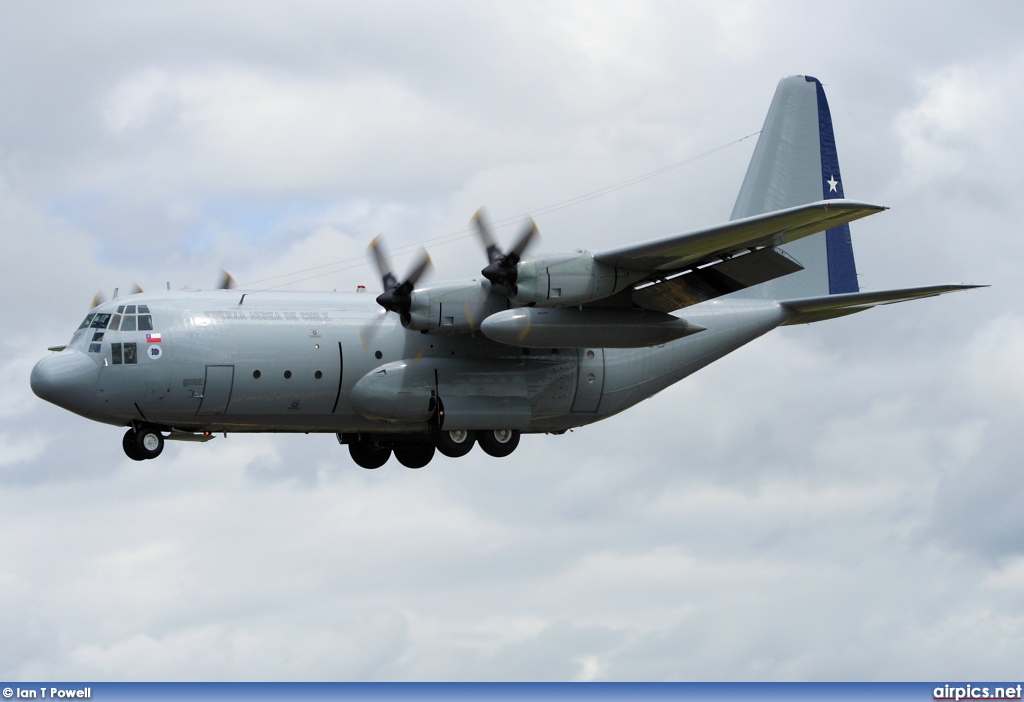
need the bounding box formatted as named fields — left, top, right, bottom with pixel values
left=109, top=314, right=122, bottom=331
left=78, top=314, right=95, bottom=330
left=91, top=313, right=111, bottom=329
left=121, top=315, right=137, bottom=331
left=111, top=342, right=122, bottom=365
left=123, top=342, right=138, bottom=364
left=137, top=315, right=153, bottom=331
left=89, top=343, right=101, bottom=353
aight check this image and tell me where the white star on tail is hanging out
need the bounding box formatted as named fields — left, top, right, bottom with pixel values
left=827, top=175, right=839, bottom=193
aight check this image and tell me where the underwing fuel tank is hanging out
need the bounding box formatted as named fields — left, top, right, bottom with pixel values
left=350, top=356, right=575, bottom=430
left=479, top=307, right=705, bottom=349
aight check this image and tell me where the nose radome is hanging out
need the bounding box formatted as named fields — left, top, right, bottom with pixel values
left=30, top=351, right=100, bottom=417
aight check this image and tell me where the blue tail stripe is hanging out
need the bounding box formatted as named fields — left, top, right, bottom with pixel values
left=806, top=76, right=859, bottom=294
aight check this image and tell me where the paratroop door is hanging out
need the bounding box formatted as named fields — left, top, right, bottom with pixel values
left=571, top=348, right=604, bottom=413
left=196, top=365, right=235, bottom=416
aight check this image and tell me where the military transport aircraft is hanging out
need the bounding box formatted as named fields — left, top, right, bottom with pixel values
left=30, top=76, right=981, bottom=468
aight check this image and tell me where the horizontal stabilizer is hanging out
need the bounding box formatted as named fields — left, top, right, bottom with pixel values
left=782, top=285, right=986, bottom=325
left=595, top=199, right=885, bottom=273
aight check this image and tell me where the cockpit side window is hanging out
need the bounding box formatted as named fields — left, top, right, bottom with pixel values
left=90, top=313, right=111, bottom=329
left=78, top=314, right=95, bottom=330
left=121, top=315, right=137, bottom=331
left=109, top=314, right=121, bottom=331
left=123, top=342, right=137, bottom=364
left=138, top=315, right=153, bottom=331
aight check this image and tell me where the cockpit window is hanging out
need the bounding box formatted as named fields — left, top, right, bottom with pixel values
left=125, top=305, right=137, bottom=314
left=90, top=313, right=111, bottom=329
left=78, top=314, right=95, bottom=330
left=138, top=315, right=153, bottom=331
left=138, top=305, right=150, bottom=314
left=109, top=314, right=121, bottom=331
left=117, top=305, right=125, bottom=314
left=121, top=315, right=137, bottom=331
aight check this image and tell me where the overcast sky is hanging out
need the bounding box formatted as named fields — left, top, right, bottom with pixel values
left=1, top=1, right=1022, bottom=681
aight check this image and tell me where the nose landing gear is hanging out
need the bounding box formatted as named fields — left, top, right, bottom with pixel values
left=123, top=425, right=165, bottom=461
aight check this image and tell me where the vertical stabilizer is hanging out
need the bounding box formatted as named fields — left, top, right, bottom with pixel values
left=731, top=76, right=858, bottom=299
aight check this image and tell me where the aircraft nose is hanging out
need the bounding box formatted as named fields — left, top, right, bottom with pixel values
left=30, top=351, right=100, bottom=417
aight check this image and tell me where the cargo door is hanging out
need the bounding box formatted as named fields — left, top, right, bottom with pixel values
left=571, top=348, right=604, bottom=413
left=196, top=365, right=234, bottom=416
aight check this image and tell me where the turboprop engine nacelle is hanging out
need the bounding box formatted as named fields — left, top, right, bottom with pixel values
left=509, top=252, right=646, bottom=307
left=403, top=279, right=509, bottom=334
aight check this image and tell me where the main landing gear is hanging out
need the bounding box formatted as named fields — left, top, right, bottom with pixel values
left=342, top=429, right=520, bottom=469
left=122, top=425, right=165, bottom=461
left=477, top=429, right=520, bottom=458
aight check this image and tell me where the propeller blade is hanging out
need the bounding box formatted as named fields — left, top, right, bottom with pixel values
left=89, top=291, right=107, bottom=310
left=368, top=237, right=432, bottom=327
left=509, top=218, right=538, bottom=259
left=471, top=208, right=503, bottom=264
left=402, top=249, right=432, bottom=290
left=477, top=211, right=539, bottom=292
left=359, top=308, right=392, bottom=350
left=368, top=236, right=399, bottom=291
left=130, top=283, right=144, bottom=295
left=218, top=271, right=236, bottom=290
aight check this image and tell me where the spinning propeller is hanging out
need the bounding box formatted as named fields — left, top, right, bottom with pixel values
left=89, top=284, right=144, bottom=310
left=471, top=209, right=538, bottom=291
left=361, top=236, right=432, bottom=348
left=88, top=275, right=233, bottom=310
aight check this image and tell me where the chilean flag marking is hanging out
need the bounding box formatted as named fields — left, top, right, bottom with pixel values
left=146, top=333, right=162, bottom=343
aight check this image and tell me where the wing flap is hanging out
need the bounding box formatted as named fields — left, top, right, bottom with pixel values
left=632, top=246, right=804, bottom=312
left=781, top=285, right=986, bottom=325
left=595, top=200, right=885, bottom=272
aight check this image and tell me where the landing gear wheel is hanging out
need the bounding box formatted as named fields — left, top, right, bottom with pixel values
left=349, top=441, right=391, bottom=469
left=132, top=426, right=164, bottom=460
left=122, top=429, right=145, bottom=461
left=394, top=443, right=435, bottom=469
left=434, top=429, right=476, bottom=458
left=477, top=429, right=520, bottom=458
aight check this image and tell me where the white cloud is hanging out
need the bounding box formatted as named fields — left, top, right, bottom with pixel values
left=0, top=0, right=1021, bottom=683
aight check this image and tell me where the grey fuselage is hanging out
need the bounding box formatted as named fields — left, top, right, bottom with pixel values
left=31, top=287, right=793, bottom=435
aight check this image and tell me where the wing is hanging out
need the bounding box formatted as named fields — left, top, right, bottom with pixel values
left=594, top=200, right=885, bottom=272
left=781, top=285, right=987, bottom=325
